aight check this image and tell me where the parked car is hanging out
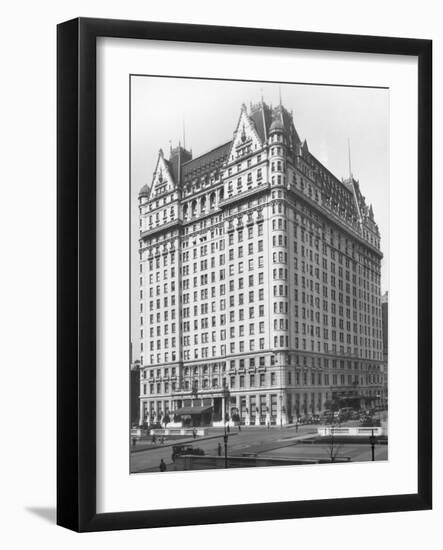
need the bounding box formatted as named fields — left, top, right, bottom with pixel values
left=171, top=445, right=205, bottom=461
left=338, top=407, right=354, bottom=421
left=359, top=415, right=380, bottom=427
left=319, top=411, right=337, bottom=424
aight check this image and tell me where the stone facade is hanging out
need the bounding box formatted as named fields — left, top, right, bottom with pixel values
left=136, top=99, right=386, bottom=427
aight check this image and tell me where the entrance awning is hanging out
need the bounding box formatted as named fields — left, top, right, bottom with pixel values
left=174, top=406, right=213, bottom=416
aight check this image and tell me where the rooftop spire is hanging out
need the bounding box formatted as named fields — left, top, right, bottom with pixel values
left=348, top=137, right=353, bottom=180
left=182, top=119, right=186, bottom=150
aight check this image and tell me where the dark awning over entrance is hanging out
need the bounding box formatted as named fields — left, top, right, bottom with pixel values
left=174, top=406, right=212, bottom=416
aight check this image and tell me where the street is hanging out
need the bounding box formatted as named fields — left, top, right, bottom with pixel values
left=130, top=424, right=387, bottom=473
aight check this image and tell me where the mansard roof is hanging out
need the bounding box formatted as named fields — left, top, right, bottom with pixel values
left=249, top=101, right=299, bottom=142
left=249, top=101, right=273, bottom=142
left=142, top=97, right=378, bottom=237
left=182, top=141, right=231, bottom=179
left=168, top=145, right=192, bottom=185
left=277, top=104, right=296, bottom=134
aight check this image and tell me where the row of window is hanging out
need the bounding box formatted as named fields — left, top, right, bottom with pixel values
left=182, top=256, right=264, bottom=277
left=142, top=355, right=382, bottom=379
left=143, top=370, right=383, bottom=396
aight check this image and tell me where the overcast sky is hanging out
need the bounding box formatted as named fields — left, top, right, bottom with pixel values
left=131, top=76, right=389, bottom=351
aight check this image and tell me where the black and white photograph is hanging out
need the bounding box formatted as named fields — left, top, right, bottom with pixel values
left=1, top=0, right=436, bottom=542
left=130, top=77, right=389, bottom=474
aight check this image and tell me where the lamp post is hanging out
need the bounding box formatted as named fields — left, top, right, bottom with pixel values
left=369, top=428, right=376, bottom=461
left=222, top=384, right=230, bottom=468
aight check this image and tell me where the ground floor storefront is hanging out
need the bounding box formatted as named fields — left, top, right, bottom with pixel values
left=139, top=385, right=386, bottom=428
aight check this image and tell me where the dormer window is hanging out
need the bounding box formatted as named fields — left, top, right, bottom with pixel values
left=241, top=124, right=247, bottom=143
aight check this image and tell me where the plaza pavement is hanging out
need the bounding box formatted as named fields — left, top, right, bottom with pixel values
left=130, top=424, right=387, bottom=473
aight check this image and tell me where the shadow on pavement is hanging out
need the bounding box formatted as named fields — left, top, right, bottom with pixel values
left=26, top=506, right=56, bottom=524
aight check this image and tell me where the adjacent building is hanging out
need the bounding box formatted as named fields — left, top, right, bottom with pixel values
left=381, top=291, right=389, bottom=408
left=130, top=343, right=141, bottom=426
left=136, top=98, right=386, bottom=427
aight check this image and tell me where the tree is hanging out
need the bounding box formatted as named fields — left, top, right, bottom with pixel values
left=323, top=426, right=344, bottom=463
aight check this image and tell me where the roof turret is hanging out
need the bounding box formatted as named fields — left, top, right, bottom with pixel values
left=270, top=117, right=284, bottom=132
left=138, top=184, right=150, bottom=197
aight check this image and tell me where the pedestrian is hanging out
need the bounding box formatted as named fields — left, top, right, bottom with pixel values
left=192, top=428, right=197, bottom=439
left=132, top=436, right=137, bottom=448
left=217, top=442, right=222, bottom=456
left=238, top=424, right=241, bottom=432
left=160, top=435, right=165, bottom=444
left=295, top=421, right=299, bottom=433
left=159, top=458, right=166, bottom=472
left=152, top=434, right=156, bottom=445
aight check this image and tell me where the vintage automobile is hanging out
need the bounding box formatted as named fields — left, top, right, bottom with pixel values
left=337, top=407, right=354, bottom=421
left=359, top=415, right=381, bottom=427
left=171, top=445, right=205, bottom=461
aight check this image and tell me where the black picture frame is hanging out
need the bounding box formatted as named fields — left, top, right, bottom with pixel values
left=57, top=17, right=432, bottom=532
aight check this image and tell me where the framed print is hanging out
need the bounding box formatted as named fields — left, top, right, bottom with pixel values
left=57, top=17, right=432, bottom=532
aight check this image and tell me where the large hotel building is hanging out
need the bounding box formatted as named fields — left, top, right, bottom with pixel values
left=136, top=98, right=386, bottom=427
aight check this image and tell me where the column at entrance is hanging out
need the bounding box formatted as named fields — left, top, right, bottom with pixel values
left=254, top=394, right=260, bottom=426
left=139, top=399, right=145, bottom=426
left=276, top=392, right=288, bottom=426
left=265, top=393, right=271, bottom=427
left=244, top=395, right=250, bottom=426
